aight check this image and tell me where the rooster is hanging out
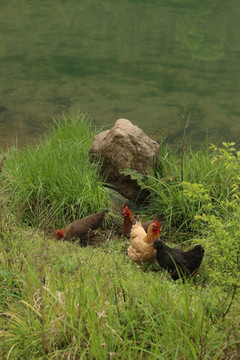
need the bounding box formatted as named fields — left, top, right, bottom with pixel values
left=152, top=239, right=205, bottom=281
left=128, top=216, right=161, bottom=264
left=122, top=205, right=164, bottom=237
left=56, top=210, right=108, bottom=241
left=122, top=205, right=135, bottom=236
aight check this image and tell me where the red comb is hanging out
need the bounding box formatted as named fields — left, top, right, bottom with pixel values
left=123, top=206, right=129, bottom=215
left=153, top=221, right=161, bottom=234
left=56, top=229, right=63, bottom=238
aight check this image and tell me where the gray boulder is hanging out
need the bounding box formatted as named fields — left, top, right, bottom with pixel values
left=89, top=118, right=160, bottom=201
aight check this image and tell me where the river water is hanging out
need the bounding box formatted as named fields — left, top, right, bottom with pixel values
left=1, top=0, right=240, bottom=149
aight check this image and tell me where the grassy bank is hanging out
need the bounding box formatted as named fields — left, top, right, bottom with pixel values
left=0, top=114, right=240, bottom=359
left=0, top=221, right=239, bottom=359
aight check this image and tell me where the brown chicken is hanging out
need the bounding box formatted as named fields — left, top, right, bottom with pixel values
left=56, top=210, right=108, bottom=241
left=142, top=214, right=164, bottom=232
left=128, top=216, right=161, bottom=264
left=122, top=205, right=164, bottom=236
left=122, top=205, right=135, bottom=236
left=152, top=239, right=205, bottom=281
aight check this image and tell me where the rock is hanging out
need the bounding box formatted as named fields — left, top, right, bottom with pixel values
left=89, top=119, right=160, bottom=201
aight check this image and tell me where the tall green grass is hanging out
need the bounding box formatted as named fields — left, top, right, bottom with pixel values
left=1, top=114, right=110, bottom=229
left=1, top=133, right=240, bottom=359
left=125, top=143, right=239, bottom=233
left=121, top=142, right=240, bottom=289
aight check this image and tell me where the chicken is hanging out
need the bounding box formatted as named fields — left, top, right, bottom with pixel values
left=152, top=239, right=205, bottom=281
left=128, top=216, right=161, bottom=264
left=122, top=205, right=135, bottom=236
left=141, top=214, right=164, bottom=233
left=56, top=210, right=108, bottom=241
left=122, top=205, right=164, bottom=237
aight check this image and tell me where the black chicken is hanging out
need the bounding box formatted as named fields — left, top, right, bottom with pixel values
left=152, top=239, right=205, bottom=281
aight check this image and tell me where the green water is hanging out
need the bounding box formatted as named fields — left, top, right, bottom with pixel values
left=1, top=0, right=240, bottom=149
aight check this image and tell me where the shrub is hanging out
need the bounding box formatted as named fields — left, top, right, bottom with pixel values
left=181, top=142, right=240, bottom=288
left=122, top=142, right=240, bottom=234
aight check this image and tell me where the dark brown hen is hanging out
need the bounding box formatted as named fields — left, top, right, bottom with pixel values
left=152, top=239, right=204, bottom=281
left=56, top=210, right=108, bottom=241
left=141, top=214, right=165, bottom=233
left=122, top=205, right=135, bottom=236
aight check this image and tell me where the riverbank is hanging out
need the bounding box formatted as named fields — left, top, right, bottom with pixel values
left=0, top=114, right=239, bottom=359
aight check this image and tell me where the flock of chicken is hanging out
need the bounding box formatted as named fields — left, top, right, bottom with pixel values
left=56, top=205, right=205, bottom=281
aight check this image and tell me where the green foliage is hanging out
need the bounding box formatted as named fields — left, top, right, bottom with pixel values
left=0, top=269, right=22, bottom=307
left=122, top=142, right=240, bottom=289
left=210, top=142, right=240, bottom=207
left=122, top=142, right=240, bottom=231
left=181, top=142, right=240, bottom=289
left=1, top=114, right=110, bottom=229
left=1, top=140, right=240, bottom=358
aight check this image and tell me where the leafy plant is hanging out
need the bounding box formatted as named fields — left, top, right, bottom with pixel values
left=121, top=142, right=240, bottom=236
left=181, top=143, right=240, bottom=288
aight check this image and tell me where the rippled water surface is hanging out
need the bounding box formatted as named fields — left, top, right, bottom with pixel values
left=1, top=0, right=240, bottom=149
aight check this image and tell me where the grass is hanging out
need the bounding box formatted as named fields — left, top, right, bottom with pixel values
left=125, top=143, right=240, bottom=234
left=1, top=114, right=240, bottom=359
left=0, top=220, right=239, bottom=359
left=1, top=113, right=111, bottom=229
